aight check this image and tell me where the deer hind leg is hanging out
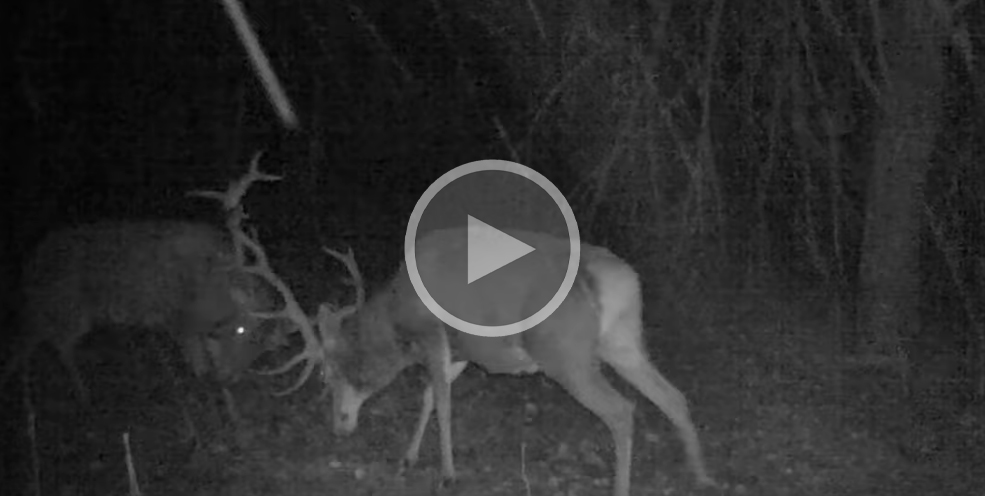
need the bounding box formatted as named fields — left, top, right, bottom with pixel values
left=548, top=362, right=635, bottom=496
left=598, top=319, right=715, bottom=487
left=402, top=359, right=468, bottom=471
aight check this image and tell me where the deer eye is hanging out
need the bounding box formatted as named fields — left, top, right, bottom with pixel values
left=235, top=326, right=247, bottom=336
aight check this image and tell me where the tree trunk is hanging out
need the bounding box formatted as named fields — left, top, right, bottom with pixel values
left=856, top=3, right=945, bottom=370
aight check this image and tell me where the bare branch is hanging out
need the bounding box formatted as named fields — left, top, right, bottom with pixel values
left=347, top=2, right=414, bottom=85
left=217, top=0, right=299, bottom=129
left=810, top=0, right=881, bottom=100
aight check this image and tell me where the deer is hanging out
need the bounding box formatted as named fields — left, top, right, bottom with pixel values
left=0, top=221, right=282, bottom=405
left=1, top=160, right=329, bottom=409
left=324, top=227, right=717, bottom=496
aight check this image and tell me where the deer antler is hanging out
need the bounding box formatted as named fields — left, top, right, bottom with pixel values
left=188, top=152, right=280, bottom=211
left=188, top=155, right=328, bottom=395
left=188, top=153, right=282, bottom=266
left=321, top=246, right=365, bottom=315
left=315, top=246, right=366, bottom=395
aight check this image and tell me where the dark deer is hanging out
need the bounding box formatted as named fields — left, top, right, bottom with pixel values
left=323, top=227, right=716, bottom=496
left=2, top=158, right=335, bottom=439
left=2, top=221, right=280, bottom=403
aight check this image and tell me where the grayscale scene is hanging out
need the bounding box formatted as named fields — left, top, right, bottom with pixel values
left=0, top=1, right=982, bottom=495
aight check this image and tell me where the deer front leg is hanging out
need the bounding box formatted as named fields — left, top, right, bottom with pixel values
left=402, top=360, right=468, bottom=472
left=408, top=329, right=461, bottom=487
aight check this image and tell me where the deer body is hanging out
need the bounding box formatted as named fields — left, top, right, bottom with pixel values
left=5, top=221, right=275, bottom=401
left=329, top=228, right=714, bottom=496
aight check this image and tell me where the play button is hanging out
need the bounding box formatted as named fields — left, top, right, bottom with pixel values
left=466, top=216, right=535, bottom=284
left=405, top=160, right=580, bottom=337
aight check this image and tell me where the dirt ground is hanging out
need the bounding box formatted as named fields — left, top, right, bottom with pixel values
left=1, top=285, right=981, bottom=496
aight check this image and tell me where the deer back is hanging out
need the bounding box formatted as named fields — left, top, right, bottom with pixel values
left=396, top=230, right=623, bottom=373
left=16, top=221, right=274, bottom=382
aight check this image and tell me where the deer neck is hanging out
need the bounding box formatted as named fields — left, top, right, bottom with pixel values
left=338, top=293, right=418, bottom=394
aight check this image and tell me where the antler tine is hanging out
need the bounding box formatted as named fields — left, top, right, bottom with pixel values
left=260, top=348, right=320, bottom=395
left=314, top=301, right=347, bottom=398
left=310, top=246, right=366, bottom=396
left=322, top=246, right=366, bottom=313
left=231, top=152, right=281, bottom=207
left=237, top=230, right=326, bottom=396
left=187, top=152, right=282, bottom=210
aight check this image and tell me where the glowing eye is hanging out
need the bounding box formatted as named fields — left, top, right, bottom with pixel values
left=235, top=326, right=247, bottom=335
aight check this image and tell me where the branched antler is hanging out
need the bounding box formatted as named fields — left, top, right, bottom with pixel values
left=315, top=246, right=367, bottom=396
left=188, top=152, right=280, bottom=211
left=321, top=246, right=366, bottom=315
left=188, top=155, right=327, bottom=395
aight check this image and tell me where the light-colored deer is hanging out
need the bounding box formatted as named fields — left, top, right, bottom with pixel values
left=325, top=228, right=716, bottom=496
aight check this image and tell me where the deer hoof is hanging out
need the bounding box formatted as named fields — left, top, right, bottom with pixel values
left=437, top=474, right=457, bottom=491
left=697, top=474, right=720, bottom=490
left=397, top=458, right=415, bottom=476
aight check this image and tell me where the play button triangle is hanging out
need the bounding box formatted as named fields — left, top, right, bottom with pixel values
left=466, top=215, right=535, bottom=284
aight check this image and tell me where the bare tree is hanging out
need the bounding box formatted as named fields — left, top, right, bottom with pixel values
left=856, top=1, right=946, bottom=380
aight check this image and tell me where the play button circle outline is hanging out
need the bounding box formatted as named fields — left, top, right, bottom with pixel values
left=405, top=159, right=581, bottom=337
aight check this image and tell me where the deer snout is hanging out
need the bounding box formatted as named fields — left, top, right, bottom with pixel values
left=332, top=381, right=371, bottom=435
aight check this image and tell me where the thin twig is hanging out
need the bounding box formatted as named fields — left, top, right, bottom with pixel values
left=867, top=0, right=891, bottom=98
left=124, top=432, right=142, bottom=496
left=976, top=256, right=985, bottom=399
left=816, top=0, right=881, bottom=99
left=348, top=2, right=414, bottom=85
left=925, top=202, right=985, bottom=402
left=524, top=0, right=547, bottom=46
left=520, top=442, right=532, bottom=496
left=23, top=373, right=41, bottom=496
left=492, top=115, right=521, bottom=163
